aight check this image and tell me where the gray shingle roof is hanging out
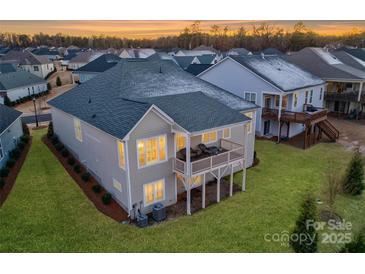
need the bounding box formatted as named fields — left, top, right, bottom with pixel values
left=75, top=54, right=121, bottom=72
left=284, top=48, right=365, bottom=81
left=231, top=55, right=324, bottom=92
left=143, top=92, right=249, bottom=132
left=0, top=104, right=22, bottom=134
left=330, top=50, right=365, bottom=71
left=49, top=59, right=257, bottom=139
left=0, top=71, right=46, bottom=90
left=196, top=54, right=216, bottom=64
left=186, top=64, right=212, bottom=76
left=340, top=47, right=365, bottom=62
left=0, top=63, right=17, bottom=74
left=1, top=50, right=51, bottom=65
left=173, top=56, right=197, bottom=69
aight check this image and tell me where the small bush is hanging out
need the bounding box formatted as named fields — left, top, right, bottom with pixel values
left=343, top=148, right=364, bottom=195
left=20, top=135, right=30, bottom=144
left=51, top=135, right=59, bottom=145
left=61, top=148, right=69, bottom=157
left=102, top=193, right=112, bottom=205
left=73, top=164, right=82, bottom=174
left=55, top=143, right=64, bottom=152
left=92, top=184, right=102, bottom=193
left=81, top=172, right=91, bottom=182
left=9, top=148, right=21, bottom=160
left=67, top=157, right=75, bottom=166
left=47, top=122, right=54, bottom=138
left=17, top=141, right=25, bottom=150
left=56, top=76, right=62, bottom=87
left=6, top=159, right=16, bottom=169
left=0, top=168, right=10, bottom=178
left=0, top=178, right=5, bottom=189
left=22, top=123, right=30, bottom=136
left=340, top=232, right=365, bottom=253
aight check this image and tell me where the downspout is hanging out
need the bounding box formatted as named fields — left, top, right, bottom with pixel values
left=124, top=139, right=133, bottom=218
left=276, top=94, right=283, bottom=143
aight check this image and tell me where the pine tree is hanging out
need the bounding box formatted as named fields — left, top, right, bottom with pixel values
left=56, top=76, right=62, bottom=87
left=290, top=193, right=318, bottom=253
left=343, top=148, right=364, bottom=196
left=47, top=122, right=54, bottom=138
left=3, top=95, right=11, bottom=106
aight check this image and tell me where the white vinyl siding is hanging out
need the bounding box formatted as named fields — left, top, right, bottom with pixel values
left=113, top=178, right=122, bottom=192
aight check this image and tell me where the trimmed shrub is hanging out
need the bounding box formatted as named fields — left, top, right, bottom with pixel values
left=47, top=82, right=52, bottom=90
left=22, top=123, right=30, bottom=136
left=47, top=122, right=54, bottom=138
left=55, top=143, right=64, bottom=152
left=92, top=184, right=102, bottom=193
left=20, top=135, right=30, bottom=144
left=61, top=148, right=69, bottom=157
left=67, top=157, right=75, bottom=166
left=343, top=148, right=364, bottom=196
left=6, top=159, right=16, bottom=169
left=102, top=193, right=112, bottom=205
left=0, top=168, right=10, bottom=178
left=17, top=141, right=25, bottom=151
left=9, top=148, right=21, bottom=160
left=73, top=164, right=82, bottom=174
left=81, top=172, right=91, bottom=182
left=0, top=178, right=5, bottom=189
left=51, top=135, right=59, bottom=145
left=290, top=193, right=318, bottom=253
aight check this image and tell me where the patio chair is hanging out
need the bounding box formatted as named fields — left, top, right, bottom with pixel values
left=178, top=147, right=202, bottom=161
left=198, top=143, right=221, bottom=156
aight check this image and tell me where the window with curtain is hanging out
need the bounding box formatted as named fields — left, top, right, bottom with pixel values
left=73, top=118, right=83, bottom=142
left=244, top=92, right=257, bottom=104
left=175, top=133, right=186, bottom=151
left=245, top=112, right=254, bottom=134
left=202, top=131, right=217, bottom=144
left=223, top=128, right=231, bottom=139
left=144, top=179, right=165, bottom=206
left=137, top=135, right=167, bottom=168
left=117, top=140, right=125, bottom=169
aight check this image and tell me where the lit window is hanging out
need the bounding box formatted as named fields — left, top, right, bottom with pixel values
left=244, top=92, right=257, bottom=104
left=175, top=133, right=186, bottom=151
left=143, top=179, right=165, bottom=206
left=191, top=175, right=202, bottom=186
left=0, top=140, right=4, bottom=160
left=137, top=135, right=167, bottom=168
left=294, top=93, right=298, bottom=108
left=113, top=178, right=122, bottom=192
left=73, top=118, right=82, bottom=142
left=245, top=112, right=254, bottom=134
left=223, top=128, right=231, bottom=139
left=117, top=140, right=125, bottom=169
left=202, top=131, right=217, bottom=144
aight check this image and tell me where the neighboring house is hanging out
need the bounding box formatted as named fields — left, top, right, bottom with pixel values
left=174, top=49, right=217, bottom=57
left=0, top=63, right=17, bottom=74
left=198, top=55, right=337, bottom=148
left=67, top=51, right=103, bottom=70
left=0, top=50, right=54, bottom=78
left=262, top=48, right=284, bottom=56
left=227, top=48, right=252, bottom=56
left=61, top=51, right=79, bottom=67
left=330, top=49, right=365, bottom=72
left=48, top=59, right=257, bottom=217
left=196, top=54, right=221, bottom=65
left=0, top=104, right=23, bottom=169
left=185, top=64, right=212, bottom=76
left=284, top=47, right=365, bottom=115
left=119, top=48, right=156, bottom=59
left=32, top=47, right=61, bottom=61
left=173, top=56, right=201, bottom=69
left=0, top=46, right=10, bottom=57
left=0, top=71, right=47, bottom=102
left=73, top=54, right=121, bottom=83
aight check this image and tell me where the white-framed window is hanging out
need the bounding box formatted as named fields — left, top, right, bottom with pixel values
left=143, top=179, right=165, bottom=206
left=309, top=90, right=313, bottom=104
left=319, top=88, right=323, bottom=100
left=293, top=93, right=298, bottom=108
left=175, top=133, right=186, bottom=151
left=33, top=66, right=39, bottom=71
left=244, top=112, right=254, bottom=134
left=202, top=131, right=217, bottom=144
left=73, top=118, right=83, bottom=142
left=113, top=178, right=122, bottom=192
left=305, top=91, right=309, bottom=104
left=117, top=140, right=125, bottom=169
left=244, top=92, right=257, bottom=104
left=137, top=135, right=167, bottom=168
left=223, top=128, right=231, bottom=139
left=0, top=139, right=4, bottom=161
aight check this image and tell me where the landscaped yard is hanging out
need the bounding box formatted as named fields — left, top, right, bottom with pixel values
left=0, top=128, right=364, bottom=252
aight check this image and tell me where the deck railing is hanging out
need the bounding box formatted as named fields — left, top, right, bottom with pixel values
left=262, top=107, right=327, bottom=124
left=173, top=139, right=244, bottom=177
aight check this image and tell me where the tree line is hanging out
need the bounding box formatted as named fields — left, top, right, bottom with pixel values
left=0, top=21, right=364, bottom=52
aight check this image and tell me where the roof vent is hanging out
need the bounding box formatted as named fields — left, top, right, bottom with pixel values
left=92, top=114, right=96, bottom=118
left=88, top=98, right=91, bottom=103
left=159, top=65, right=162, bottom=73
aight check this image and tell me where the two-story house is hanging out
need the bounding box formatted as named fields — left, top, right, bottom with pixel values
left=198, top=55, right=338, bottom=149
left=48, top=59, right=258, bottom=218
left=284, top=47, right=365, bottom=116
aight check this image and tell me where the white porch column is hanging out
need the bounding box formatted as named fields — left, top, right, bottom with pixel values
left=229, top=164, right=234, bottom=197
left=186, top=179, right=191, bottom=215
left=242, top=160, right=246, bottom=192
left=217, top=169, right=221, bottom=203
left=357, top=82, right=363, bottom=102
left=186, top=133, right=191, bottom=176
left=277, top=94, right=283, bottom=143
left=202, top=173, right=206, bottom=209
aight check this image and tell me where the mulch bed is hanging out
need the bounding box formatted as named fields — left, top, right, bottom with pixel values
left=43, top=136, right=129, bottom=223
left=0, top=137, right=32, bottom=207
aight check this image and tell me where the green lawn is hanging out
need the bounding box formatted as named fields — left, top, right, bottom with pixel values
left=0, top=129, right=364, bottom=252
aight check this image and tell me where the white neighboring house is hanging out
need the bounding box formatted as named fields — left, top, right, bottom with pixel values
left=0, top=50, right=54, bottom=79
left=67, top=51, right=103, bottom=70
left=198, top=55, right=339, bottom=148
left=0, top=71, right=48, bottom=102
left=119, top=48, right=156, bottom=59
left=227, top=48, right=252, bottom=56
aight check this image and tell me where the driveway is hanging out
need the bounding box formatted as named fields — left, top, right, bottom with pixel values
left=328, top=117, right=365, bottom=155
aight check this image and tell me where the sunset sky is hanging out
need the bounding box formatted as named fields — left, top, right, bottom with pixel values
left=0, top=20, right=364, bottom=38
